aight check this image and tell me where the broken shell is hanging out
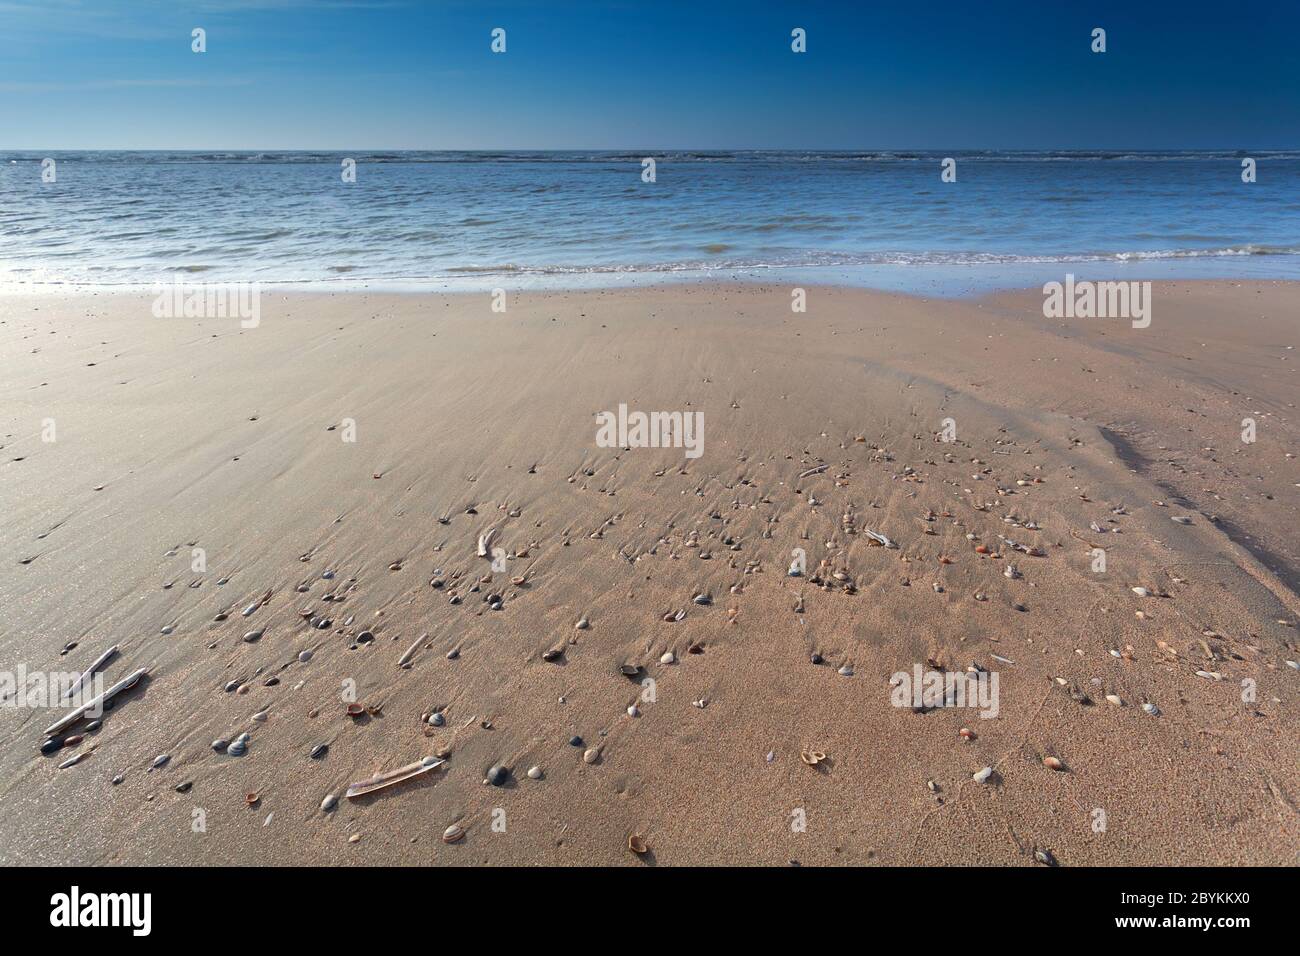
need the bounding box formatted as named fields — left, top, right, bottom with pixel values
left=245, top=792, right=260, bottom=806
left=627, top=834, right=649, bottom=855
left=799, top=750, right=827, bottom=766
left=1043, top=756, right=1064, bottom=771
left=973, top=766, right=994, bottom=784
left=346, top=703, right=365, bottom=717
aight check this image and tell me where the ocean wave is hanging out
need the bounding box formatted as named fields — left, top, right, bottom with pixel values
left=5, top=149, right=1300, bottom=165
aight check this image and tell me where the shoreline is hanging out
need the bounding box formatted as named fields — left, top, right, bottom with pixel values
left=4, top=255, right=1300, bottom=301
left=1, top=280, right=1295, bottom=866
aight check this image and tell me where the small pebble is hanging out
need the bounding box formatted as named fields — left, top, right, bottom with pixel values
left=527, top=766, right=543, bottom=779
left=298, top=649, right=313, bottom=663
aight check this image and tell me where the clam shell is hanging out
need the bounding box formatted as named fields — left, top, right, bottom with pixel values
left=442, top=824, right=465, bottom=844
left=627, top=834, right=649, bottom=855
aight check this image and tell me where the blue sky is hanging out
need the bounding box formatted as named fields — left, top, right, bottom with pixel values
left=1, top=0, right=1296, bottom=149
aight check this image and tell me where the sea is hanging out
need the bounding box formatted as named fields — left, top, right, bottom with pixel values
left=2, top=149, right=1297, bottom=295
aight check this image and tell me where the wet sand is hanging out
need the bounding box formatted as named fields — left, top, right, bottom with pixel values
left=0, top=281, right=1296, bottom=866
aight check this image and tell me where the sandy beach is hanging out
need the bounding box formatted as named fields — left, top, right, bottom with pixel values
left=0, top=280, right=1296, bottom=866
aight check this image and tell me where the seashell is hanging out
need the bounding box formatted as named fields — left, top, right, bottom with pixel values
left=346, top=756, right=445, bottom=798
left=245, top=792, right=259, bottom=806
left=972, top=766, right=994, bottom=784
left=627, top=705, right=640, bottom=717
left=1034, top=848, right=1056, bottom=866
left=541, top=647, right=563, bottom=662
left=1171, top=515, right=1192, bottom=524
left=510, top=575, right=526, bottom=586
left=660, top=651, right=676, bottom=665
left=346, top=703, right=365, bottom=717
left=1043, top=756, right=1064, bottom=771
left=243, top=629, right=263, bottom=643
left=442, top=824, right=465, bottom=844
left=1105, top=694, right=1123, bottom=706
left=1195, top=670, right=1222, bottom=681
left=227, top=740, right=247, bottom=756
left=428, top=712, right=445, bottom=727
left=619, top=664, right=641, bottom=677
left=150, top=754, right=170, bottom=770
left=837, top=665, right=854, bottom=677
left=310, top=744, right=328, bottom=759
left=321, top=794, right=338, bottom=812
left=527, top=766, right=543, bottom=780
left=1141, top=702, right=1160, bottom=716
left=583, top=746, right=601, bottom=765
left=211, top=739, right=229, bottom=752
left=959, top=727, right=976, bottom=740
left=1131, top=586, right=1151, bottom=597
left=575, top=618, right=589, bottom=630
left=298, top=649, right=313, bottom=663
left=627, top=834, right=649, bottom=855
left=486, top=764, right=509, bottom=787
left=799, top=750, right=826, bottom=766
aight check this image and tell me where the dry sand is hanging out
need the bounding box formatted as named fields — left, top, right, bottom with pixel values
left=0, top=281, right=1296, bottom=866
